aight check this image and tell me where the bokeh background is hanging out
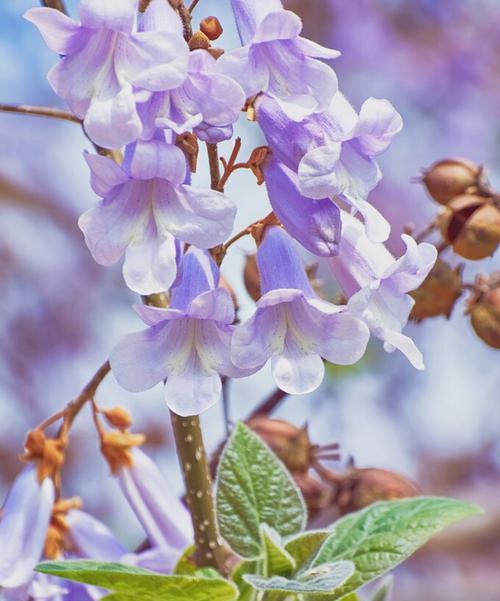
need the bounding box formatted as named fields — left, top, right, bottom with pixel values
left=1, top=1, right=499, bottom=599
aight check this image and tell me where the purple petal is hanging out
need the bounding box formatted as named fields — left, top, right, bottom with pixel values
left=187, top=289, right=235, bottom=324
left=353, top=98, right=403, bottom=157
left=271, top=346, right=324, bottom=394
left=264, top=157, right=341, bottom=257
left=253, top=10, right=302, bottom=43
left=381, top=329, right=424, bottom=370
left=24, top=7, right=83, bottom=55
left=298, top=144, right=342, bottom=199
left=133, top=304, right=185, bottom=326
left=117, top=449, right=193, bottom=550
left=124, top=548, right=180, bottom=575
left=79, top=0, right=137, bottom=33
left=85, top=152, right=129, bottom=197
left=139, top=0, right=183, bottom=37
left=165, top=366, right=222, bottom=416
left=230, top=0, right=284, bottom=45
left=129, top=140, right=186, bottom=183
left=0, top=468, right=54, bottom=588
left=169, top=249, right=219, bottom=312
left=383, top=235, right=437, bottom=294
left=216, top=45, right=268, bottom=99
left=119, top=31, right=189, bottom=92
left=295, top=36, right=341, bottom=60
left=66, top=510, right=127, bottom=561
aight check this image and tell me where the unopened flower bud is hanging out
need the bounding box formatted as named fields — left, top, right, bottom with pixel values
left=247, top=417, right=312, bottom=474
left=422, top=158, right=480, bottom=205
left=101, top=431, right=145, bottom=474
left=439, top=195, right=500, bottom=260
left=103, top=407, right=132, bottom=430
left=24, top=429, right=46, bottom=457
left=334, top=468, right=420, bottom=516
left=243, top=254, right=261, bottom=302
left=22, top=430, right=65, bottom=481
left=189, top=31, right=210, bottom=51
left=410, top=259, right=463, bottom=322
left=200, top=16, right=223, bottom=41
left=468, top=273, right=500, bottom=349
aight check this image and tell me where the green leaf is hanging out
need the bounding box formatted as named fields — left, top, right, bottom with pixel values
left=215, top=422, right=306, bottom=559
left=285, top=531, right=329, bottom=571
left=36, top=561, right=238, bottom=601
left=311, top=497, right=481, bottom=598
left=244, top=561, right=355, bottom=594
left=262, top=525, right=296, bottom=577
left=174, top=546, right=197, bottom=576
left=231, top=561, right=259, bottom=601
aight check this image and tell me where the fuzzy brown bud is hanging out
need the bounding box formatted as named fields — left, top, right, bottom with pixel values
left=103, top=407, right=132, bottom=430
left=188, top=31, right=210, bottom=51
left=439, top=195, right=500, bottom=260
left=243, top=254, right=261, bottom=302
left=101, top=431, right=145, bottom=474
left=22, top=430, right=65, bottom=482
left=468, top=274, right=500, bottom=349
left=200, top=16, right=223, bottom=41
left=422, top=158, right=480, bottom=205
left=410, top=259, right=463, bottom=322
left=247, top=417, right=312, bottom=474
left=334, top=468, right=420, bottom=516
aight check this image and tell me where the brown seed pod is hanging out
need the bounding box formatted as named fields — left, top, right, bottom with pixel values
left=200, top=16, right=223, bottom=41
left=188, top=31, right=210, bottom=51
left=243, top=254, right=261, bottom=302
left=421, top=158, right=480, bottom=205
left=333, top=468, right=420, bottom=516
left=410, top=259, right=463, bottom=322
left=439, top=195, right=500, bottom=260
left=468, top=274, right=500, bottom=349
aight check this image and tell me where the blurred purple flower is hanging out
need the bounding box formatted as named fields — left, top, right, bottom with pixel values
left=218, top=0, right=340, bottom=120
left=231, top=226, right=369, bottom=394
left=0, top=467, right=54, bottom=595
left=328, top=211, right=437, bottom=369
left=25, top=0, right=189, bottom=148
left=110, top=248, right=249, bottom=415
left=257, top=92, right=402, bottom=242
left=79, top=140, right=236, bottom=295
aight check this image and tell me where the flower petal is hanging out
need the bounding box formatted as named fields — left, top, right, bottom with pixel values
left=298, top=144, right=342, bottom=199
left=79, top=0, right=137, bottom=33
left=295, top=36, right=341, bottom=60
left=230, top=0, right=284, bottom=44
left=129, top=140, right=186, bottom=183
left=84, top=152, right=129, bottom=197
left=253, top=10, right=302, bottom=43
left=271, top=346, right=324, bottom=394
left=169, top=248, right=219, bottom=312
left=216, top=45, right=268, bottom=99
left=165, top=368, right=221, bottom=416
left=66, top=510, right=127, bottom=561
left=353, top=98, right=403, bottom=157
left=188, top=289, right=235, bottom=324
left=24, top=7, right=83, bottom=55
left=380, top=328, right=424, bottom=370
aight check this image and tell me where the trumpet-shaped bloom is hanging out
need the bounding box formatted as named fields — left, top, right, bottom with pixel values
left=257, top=92, right=403, bottom=242
left=110, top=248, right=250, bottom=415
left=138, top=50, right=246, bottom=143
left=328, top=211, right=437, bottom=369
left=231, top=227, right=370, bottom=394
left=263, top=156, right=341, bottom=257
left=25, top=1, right=189, bottom=148
left=0, top=467, right=54, bottom=591
left=218, top=0, right=340, bottom=121
left=79, top=140, right=236, bottom=295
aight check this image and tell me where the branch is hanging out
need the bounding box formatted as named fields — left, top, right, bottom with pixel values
left=188, top=0, right=201, bottom=12
left=41, top=0, right=67, bottom=13
left=0, top=103, right=81, bottom=125
left=247, top=388, right=288, bottom=420
left=206, top=143, right=222, bottom=191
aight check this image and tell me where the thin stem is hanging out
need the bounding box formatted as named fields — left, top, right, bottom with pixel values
left=176, top=1, right=194, bottom=42
left=207, top=143, right=222, bottom=191
left=41, top=0, right=67, bottom=12
left=217, top=137, right=242, bottom=192
left=221, top=377, right=231, bottom=437
left=170, top=413, right=228, bottom=571
left=247, top=388, right=288, bottom=420
left=0, top=103, right=81, bottom=124
left=188, top=0, right=201, bottom=12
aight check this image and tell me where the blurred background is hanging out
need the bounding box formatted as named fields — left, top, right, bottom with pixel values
left=0, top=1, right=499, bottom=599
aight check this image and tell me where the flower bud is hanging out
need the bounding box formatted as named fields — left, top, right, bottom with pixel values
left=243, top=254, right=261, bottom=301
left=103, top=407, right=132, bottom=430
left=200, top=16, right=223, bottom=41
left=468, top=273, right=500, bottom=349
left=22, top=430, right=65, bottom=481
left=188, top=31, right=211, bottom=51
left=101, top=431, right=145, bottom=474
left=410, top=259, right=463, bottom=322
left=334, top=468, right=420, bottom=516
left=439, top=195, right=500, bottom=260
left=247, top=417, right=312, bottom=474
left=422, top=158, right=480, bottom=205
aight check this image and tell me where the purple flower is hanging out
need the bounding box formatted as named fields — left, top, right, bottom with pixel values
left=79, top=140, right=236, bottom=294
left=263, top=155, right=341, bottom=257
left=328, top=211, right=437, bottom=369
left=257, top=92, right=403, bottom=242
left=218, top=1, right=340, bottom=121
left=0, top=467, right=54, bottom=592
left=25, top=1, right=189, bottom=149
left=137, top=49, right=246, bottom=144
left=231, top=227, right=370, bottom=394
left=110, top=248, right=249, bottom=415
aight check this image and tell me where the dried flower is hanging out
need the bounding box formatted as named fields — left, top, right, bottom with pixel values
left=467, top=273, right=500, bottom=349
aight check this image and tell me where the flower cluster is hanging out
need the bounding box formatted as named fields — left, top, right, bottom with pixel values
left=27, top=0, right=436, bottom=417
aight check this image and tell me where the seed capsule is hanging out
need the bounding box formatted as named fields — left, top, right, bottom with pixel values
left=422, top=158, right=480, bottom=205
left=410, top=259, right=463, bottom=322
left=439, top=195, right=500, bottom=260
left=200, top=16, right=223, bottom=41
left=468, top=274, right=500, bottom=349
left=188, top=31, right=210, bottom=51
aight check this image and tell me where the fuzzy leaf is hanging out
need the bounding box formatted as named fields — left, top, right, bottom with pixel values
left=244, top=561, right=355, bottom=594
left=285, top=531, right=329, bottom=571
left=262, top=525, right=296, bottom=577
left=36, top=561, right=238, bottom=601
left=311, top=497, right=481, bottom=598
left=216, top=422, right=306, bottom=558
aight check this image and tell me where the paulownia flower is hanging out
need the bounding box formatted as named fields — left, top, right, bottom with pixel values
left=257, top=92, right=403, bottom=242
left=328, top=210, right=437, bottom=369
left=110, top=248, right=249, bottom=415
left=25, top=0, right=189, bottom=148
left=232, top=226, right=370, bottom=394
left=218, top=0, right=340, bottom=121
left=79, top=140, right=236, bottom=295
